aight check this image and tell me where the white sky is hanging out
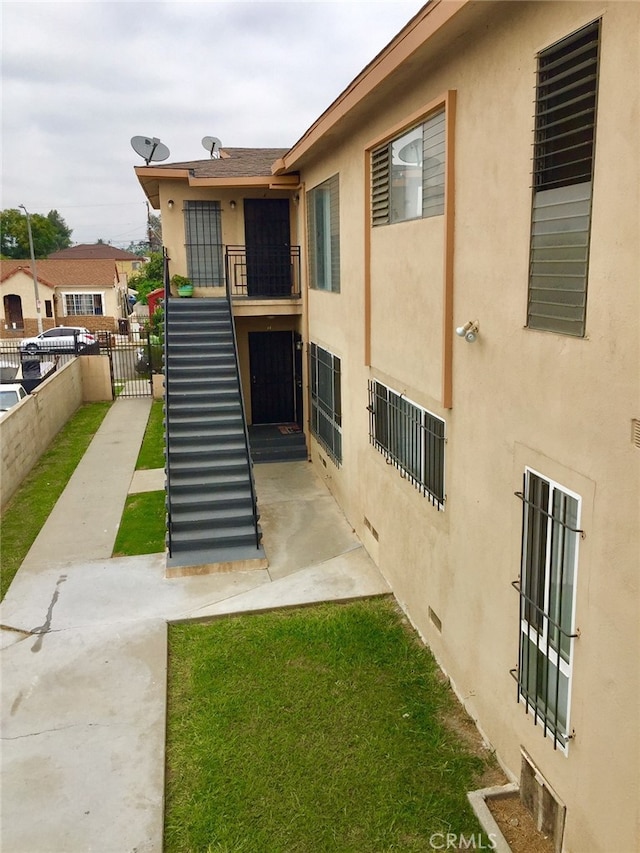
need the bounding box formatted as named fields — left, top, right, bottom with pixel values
left=1, top=0, right=425, bottom=247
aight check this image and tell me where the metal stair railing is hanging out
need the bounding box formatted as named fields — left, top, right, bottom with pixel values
left=226, top=276, right=261, bottom=548
left=163, top=249, right=173, bottom=557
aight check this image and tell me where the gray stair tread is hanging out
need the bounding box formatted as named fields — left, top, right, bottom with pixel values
left=170, top=506, right=255, bottom=523
left=166, top=542, right=266, bottom=569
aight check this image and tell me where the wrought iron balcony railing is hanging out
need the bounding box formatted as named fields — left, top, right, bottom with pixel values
left=225, top=245, right=301, bottom=299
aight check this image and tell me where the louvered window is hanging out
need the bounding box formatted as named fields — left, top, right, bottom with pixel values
left=307, top=175, right=340, bottom=292
left=527, top=21, right=600, bottom=337
left=371, top=108, right=445, bottom=226
left=184, top=200, right=224, bottom=287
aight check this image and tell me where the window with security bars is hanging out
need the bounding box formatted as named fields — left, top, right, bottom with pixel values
left=64, top=293, right=103, bottom=316
left=527, top=20, right=600, bottom=337
left=371, top=108, right=445, bottom=226
left=307, top=175, right=340, bottom=292
left=309, top=343, right=342, bottom=464
left=184, top=200, right=224, bottom=287
left=368, top=380, right=445, bottom=508
left=513, top=469, right=581, bottom=750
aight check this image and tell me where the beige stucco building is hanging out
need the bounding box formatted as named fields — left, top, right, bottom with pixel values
left=136, top=3, right=639, bottom=850
left=0, top=259, right=129, bottom=337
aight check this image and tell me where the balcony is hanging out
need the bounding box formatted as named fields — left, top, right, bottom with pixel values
left=225, top=245, right=301, bottom=299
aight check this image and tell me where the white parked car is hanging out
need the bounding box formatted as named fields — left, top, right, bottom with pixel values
left=0, top=383, right=28, bottom=413
left=19, top=326, right=97, bottom=355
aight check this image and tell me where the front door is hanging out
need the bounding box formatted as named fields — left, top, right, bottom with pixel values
left=249, top=331, right=296, bottom=424
left=244, top=199, right=291, bottom=296
left=4, top=294, right=24, bottom=329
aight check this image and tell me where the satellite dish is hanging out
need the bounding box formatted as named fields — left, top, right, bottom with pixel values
left=398, top=138, right=423, bottom=166
left=202, top=136, right=222, bottom=158
left=130, top=136, right=170, bottom=165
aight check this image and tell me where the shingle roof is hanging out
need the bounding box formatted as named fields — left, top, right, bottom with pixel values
left=0, top=259, right=120, bottom=288
left=48, top=244, right=142, bottom=260
left=149, top=148, right=290, bottom=178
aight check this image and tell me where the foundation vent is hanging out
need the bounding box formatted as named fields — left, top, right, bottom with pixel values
left=520, top=751, right=566, bottom=853
left=363, top=517, right=379, bottom=541
left=632, top=419, right=640, bottom=448
left=428, top=607, right=442, bottom=632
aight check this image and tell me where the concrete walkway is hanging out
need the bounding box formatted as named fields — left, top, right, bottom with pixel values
left=0, top=398, right=389, bottom=853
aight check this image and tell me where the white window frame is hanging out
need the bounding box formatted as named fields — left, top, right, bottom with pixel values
left=63, top=292, right=104, bottom=316
left=517, top=467, right=581, bottom=751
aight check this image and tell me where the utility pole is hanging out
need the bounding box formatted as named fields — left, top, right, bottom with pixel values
left=19, top=205, right=43, bottom=334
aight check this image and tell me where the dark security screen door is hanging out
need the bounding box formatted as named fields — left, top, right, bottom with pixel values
left=244, top=199, right=291, bottom=296
left=249, top=331, right=294, bottom=424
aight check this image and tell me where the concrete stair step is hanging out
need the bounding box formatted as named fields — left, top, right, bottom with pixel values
left=169, top=488, right=254, bottom=511
left=168, top=442, right=247, bottom=461
left=170, top=524, right=259, bottom=551
left=169, top=455, right=248, bottom=473
left=252, top=445, right=308, bottom=463
left=168, top=424, right=245, bottom=439
left=170, top=504, right=255, bottom=523
left=169, top=470, right=251, bottom=490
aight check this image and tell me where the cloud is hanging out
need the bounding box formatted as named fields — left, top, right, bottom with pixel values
left=2, top=0, right=424, bottom=244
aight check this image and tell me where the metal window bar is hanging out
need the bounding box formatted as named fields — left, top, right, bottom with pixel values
left=184, top=201, right=224, bottom=287
left=512, top=477, right=580, bottom=749
left=309, top=344, right=342, bottom=466
left=367, top=380, right=445, bottom=508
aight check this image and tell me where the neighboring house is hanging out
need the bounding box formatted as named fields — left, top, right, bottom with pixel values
left=0, top=259, right=129, bottom=337
left=48, top=244, right=146, bottom=281
left=135, top=3, right=639, bottom=851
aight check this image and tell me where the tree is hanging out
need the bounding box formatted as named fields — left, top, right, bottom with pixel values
left=147, top=213, right=162, bottom=252
left=125, top=240, right=152, bottom=257
left=0, top=208, right=73, bottom=258
left=128, top=251, right=164, bottom=304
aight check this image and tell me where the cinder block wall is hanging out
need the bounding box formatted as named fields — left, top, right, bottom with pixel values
left=1, top=356, right=112, bottom=509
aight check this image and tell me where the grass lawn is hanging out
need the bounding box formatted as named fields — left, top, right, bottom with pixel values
left=165, top=598, right=494, bottom=853
left=112, top=490, right=165, bottom=556
left=135, top=399, right=164, bottom=470
left=0, top=401, right=111, bottom=600
left=112, top=399, right=165, bottom=556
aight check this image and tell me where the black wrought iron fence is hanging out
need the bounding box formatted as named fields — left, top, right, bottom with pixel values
left=0, top=331, right=158, bottom=399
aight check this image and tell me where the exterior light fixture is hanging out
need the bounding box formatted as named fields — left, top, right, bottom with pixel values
left=167, top=199, right=175, bottom=209
left=455, top=320, right=479, bottom=343
left=229, top=200, right=237, bottom=210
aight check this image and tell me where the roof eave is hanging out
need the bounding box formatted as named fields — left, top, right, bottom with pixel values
left=135, top=166, right=299, bottom=208
left=280, top=0, right=470, bottom=171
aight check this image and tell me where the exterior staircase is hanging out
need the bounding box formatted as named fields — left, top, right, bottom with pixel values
left=164, top=297, right=267, bottom=573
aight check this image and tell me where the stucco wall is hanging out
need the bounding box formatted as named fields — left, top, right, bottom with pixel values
left=299, top=3, right=639, bottom=852
left=0, top=360, right=83, bottom=508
